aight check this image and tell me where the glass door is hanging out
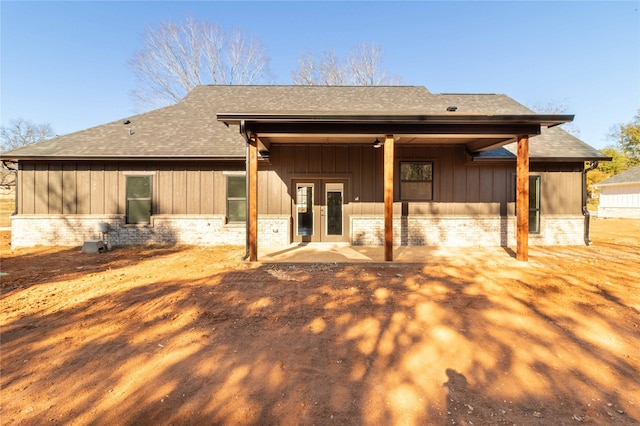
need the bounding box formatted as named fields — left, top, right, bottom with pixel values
left=296, top=183, right=315, bottom=241
left=323, top=183, right=344, bottom=242
left=293, top=180, right=347, bottom=243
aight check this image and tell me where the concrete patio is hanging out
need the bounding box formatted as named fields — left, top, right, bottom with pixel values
left=259, top=243, right=522, bottom=265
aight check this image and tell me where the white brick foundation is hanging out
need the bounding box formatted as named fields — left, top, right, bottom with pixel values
left=351, top=215, right=586, bottom=246
left=10, top=214, right=290, bottom=248
left=10, top=214, right=584, bottom=248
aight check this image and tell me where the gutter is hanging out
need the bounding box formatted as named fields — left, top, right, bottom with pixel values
left=582, top=161, right=599, bottom=245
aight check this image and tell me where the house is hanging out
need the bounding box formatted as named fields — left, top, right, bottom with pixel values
left=0, top=85, right=609, bottom=261
left=595, top=165, right=640, bottom=218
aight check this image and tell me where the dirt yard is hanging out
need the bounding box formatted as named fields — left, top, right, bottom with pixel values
left=1, top=218, right=639, bottom=425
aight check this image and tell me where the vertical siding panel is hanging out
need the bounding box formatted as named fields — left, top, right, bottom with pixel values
left=265, top=169, right=280, bottom=215
left=104, top=164, right=119, bottom=214
left=21, top=164, right=35, bottom=214
left=90, top=164, right=105, bottom=214
left=494, top=165, right=510, bottom=216
left=76, top=164, right=90, bottom=214
left=322, top=146, right=335, bottom=173
left=16, top=169, right=24, bottom=214
left=294, top=146, right=307, bottom=173
left=213, top=171, right=225, bottom=215
left=360, top=147, right=375, bottom=213
left=62, top=163, right=76, bottom=214
left=186, top=166, right=201, bottom=214
left=34, top=164, right=48, bottom=214
left=271, top=146, right=292, bottom=215
left=374, top=146, right=384, bottom=214
left=117, top=164, right=127, bottom=215
left=467, top=165, right=480, bottom=203
left=453, top=147, right=467, bottom=205
left=349, top=146, right=362, bottom=215
left=479, top=166, right=494, bottom=202
left=439, top=147, right=454, bottom=203
left=156, top=164, right=172, bottom=215
left=258, top=169, right=269, bottom=214
left=308, top=146, right=322, bottom=173
left=334, top=146, right=348, bottom=173
left=48, top=164, right=63, bottom=214
left=173, top=167, right=187, bottom=214
left=201, top=169, right=214, bottom=214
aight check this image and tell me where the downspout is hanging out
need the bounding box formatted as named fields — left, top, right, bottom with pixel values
left=582, top=161, right=599, bottom=245
left=239, top=120, right=251, bottom=260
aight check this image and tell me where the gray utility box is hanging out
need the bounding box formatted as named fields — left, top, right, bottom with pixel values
left=81, top=240, right=106, bottom=253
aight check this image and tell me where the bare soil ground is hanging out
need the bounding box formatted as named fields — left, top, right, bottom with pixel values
left=1, top=218, right=639, bottom=425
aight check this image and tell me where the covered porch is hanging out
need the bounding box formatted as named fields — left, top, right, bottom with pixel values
left=218, top=112, right=573, bottom=262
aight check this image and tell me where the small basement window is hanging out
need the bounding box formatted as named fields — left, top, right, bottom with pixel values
left=400, top=161, right=433, bottom=201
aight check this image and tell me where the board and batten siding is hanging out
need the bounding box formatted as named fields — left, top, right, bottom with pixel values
left=265, top=144, right=585, bottom=216
left=598, top=183, right=640, bottom=218
left=17, top=161, right=245, bottom=216
left=16, top=153, right=585, bottom=218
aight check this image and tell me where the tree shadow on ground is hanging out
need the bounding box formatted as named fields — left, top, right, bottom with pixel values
left=1, top=242, right=639, bottom=425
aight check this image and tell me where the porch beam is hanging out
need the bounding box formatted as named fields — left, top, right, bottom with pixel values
left=384, top=134, right=395, bottom=261
left=516, top=134, right=529, bottom=261
left=243, top=122, right=542, bottom=137
left=248, top=135, right=258, bottom=261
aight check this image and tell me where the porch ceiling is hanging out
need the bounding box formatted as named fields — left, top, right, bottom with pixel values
left=217, top=113, right=574, bottom=153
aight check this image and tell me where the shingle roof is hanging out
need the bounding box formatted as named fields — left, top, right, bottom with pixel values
left=595, top=165, right=640, bottom=186
left=476, top=126, right=609, bottom=161
left=0, top=85, right=602, bottom=160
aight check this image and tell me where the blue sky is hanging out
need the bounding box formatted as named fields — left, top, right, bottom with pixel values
left=1, top=1, right=638, bottom=150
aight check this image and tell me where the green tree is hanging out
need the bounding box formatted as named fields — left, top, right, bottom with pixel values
left=610, top=111, right=640, bottom=164
left=598, top=147, right=633, bottom=176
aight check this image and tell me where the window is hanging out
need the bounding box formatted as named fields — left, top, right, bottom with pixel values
left=126, top=175, right=152, bottom=224
left=513, top=175, right=541, bottom=234
left=400, top=161, right=433, bottom=201
left=227, top=175, right=246, bottom=222
left=296, top=184, right=314, bottom=236
left=529, top=175, right=541, bottom=234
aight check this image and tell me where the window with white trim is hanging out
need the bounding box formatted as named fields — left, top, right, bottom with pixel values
left=126, top=175, right=152, bottom=224
left=400, top=161, right=433, bottom=201
left=227, top=175, right=246, bottom=222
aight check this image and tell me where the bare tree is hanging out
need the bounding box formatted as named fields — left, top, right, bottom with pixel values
left=129, top=16, right=271, bottom=108
left=1, top=118, right=55, bottom=152
left=529, top=99, right=580, bottom=136
left=292, top=43, right=402, bottom=86
left=1, top=118, right=54, bottom=191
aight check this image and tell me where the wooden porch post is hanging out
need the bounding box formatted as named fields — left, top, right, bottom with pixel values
left=384, top=134, right=395, bottom=261
left=516, top=134, right=529, bottom=261
left=248, top=135, right=258, bottom=261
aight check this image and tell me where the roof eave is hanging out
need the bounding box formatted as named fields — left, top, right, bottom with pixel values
left=217, top=113, right=573, bottom=127
left=0, top=155, right=246, bottom=162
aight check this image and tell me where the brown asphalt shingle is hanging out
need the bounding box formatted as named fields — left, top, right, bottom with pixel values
left=0, top=85, right=606, bottom=160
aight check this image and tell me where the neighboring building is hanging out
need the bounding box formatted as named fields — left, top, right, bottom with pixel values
left=595, top=165, right=640, bottom=218
left=0, top=85, right=609, bottom=260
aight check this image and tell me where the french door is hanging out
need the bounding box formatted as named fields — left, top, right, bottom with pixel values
left=294, top=180, right=347, bottom=242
